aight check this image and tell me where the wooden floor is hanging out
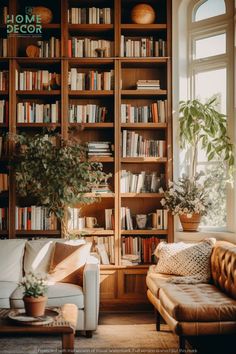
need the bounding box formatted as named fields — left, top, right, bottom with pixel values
left=0, top=312, right=235, bottom=354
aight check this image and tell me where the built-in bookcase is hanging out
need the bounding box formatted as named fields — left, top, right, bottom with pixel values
left=0, top=0, right=172, bottom=310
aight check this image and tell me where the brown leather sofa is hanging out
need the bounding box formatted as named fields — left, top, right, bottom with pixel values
left=146, top=241, right=236, bottom=350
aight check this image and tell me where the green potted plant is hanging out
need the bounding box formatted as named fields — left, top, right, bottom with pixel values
left=162, top=98, right=234, bottom=231
left=19, top=272, right=48, bottom=317
left=11, top=132, right=110, bottom=237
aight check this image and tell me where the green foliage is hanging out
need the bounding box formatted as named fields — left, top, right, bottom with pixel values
left=19, top=272, right=47, bottom=298
left=179, top=98, right=234, bottom=177
left=161, top=174, right=211, bottom=216
left=11, top=133, right=110, bottom=232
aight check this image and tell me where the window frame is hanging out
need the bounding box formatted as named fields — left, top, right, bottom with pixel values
left=172, top=0, right=235, bottom=235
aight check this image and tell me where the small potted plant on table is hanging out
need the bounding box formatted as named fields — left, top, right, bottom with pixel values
left=19, top=272, right=48, bottom=317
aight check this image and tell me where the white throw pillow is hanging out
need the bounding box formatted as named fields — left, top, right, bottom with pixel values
left=154, top=238, right=216, bottom=283
left=0, top=239, right=26, bottom=282
left=24, top=238, right=85, bottom=277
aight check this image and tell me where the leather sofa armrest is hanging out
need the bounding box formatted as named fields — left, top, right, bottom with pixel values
left=83, top=261, right=100, bottom=330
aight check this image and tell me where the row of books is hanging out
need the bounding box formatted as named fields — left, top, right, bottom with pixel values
left=69, top=69, right=114, bottom=90
left=87, top=141, right=113, bottom=157
left=0, top=38, right=8, bottom=57
left=0, top=174, right=8, bottom=192
left=105, top=209, right=115, bottom=230
left=15, top=206, right=57, bottom=231
left=121, top=236, right=160, bottom=264
left=0, top=71, right=8, bottom=91
left=121, top=208, right=168, bottom=230
left=16, top=70, right=59, bottom=91
left=0, top=100, right=8, bottom=124
left=17, top=102, right=60, bottom=123
left=121, top=100, right=167, bottom=123
left=0, top=208, right=7, bottom=230
left=120, top=170, right=164, bottom=193
left=68, top=104, right=108, bottom=123
left=120, top=36, right=166, bottom=58
left=68, top=38, right=113, bottom=58
left=36, top=38, right=61, bottom=58
left=136, top=80, right=160, bottom=90
left=67, top=208, right=114, bottom=231
left=122, top=130, right=166, bottom=157
left=68, top=7, right=111, bottom=24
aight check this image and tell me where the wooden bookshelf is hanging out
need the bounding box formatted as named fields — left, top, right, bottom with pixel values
left=1, top=0, right=173, bottom=311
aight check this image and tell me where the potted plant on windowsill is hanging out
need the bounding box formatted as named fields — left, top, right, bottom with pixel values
left=162, top=98, right=234, bottom=231
left=19, top=272, right=48, bottom=317
left=10, top=132, right=110, bottom=238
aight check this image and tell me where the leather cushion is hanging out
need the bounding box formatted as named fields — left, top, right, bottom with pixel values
left=146, top=266, right=173, bottom=298
left=159, top=283, right=236, bottom=322
left=211, top=241, right=236, bottom=300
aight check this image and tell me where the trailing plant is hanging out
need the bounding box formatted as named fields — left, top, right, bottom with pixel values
left=11, top=132, right=110, bottom=237
left=161, top=173, right=211, bottom=216
left=19, top=272, right=47, bottom=298
left=179, top=98, right=234, bottom=178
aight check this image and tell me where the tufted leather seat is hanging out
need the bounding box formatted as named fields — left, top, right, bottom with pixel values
left=146, top=241, right=236, bottom=350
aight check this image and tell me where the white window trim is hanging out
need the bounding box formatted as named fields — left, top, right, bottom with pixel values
left=172, top=0, right=236, bottom=242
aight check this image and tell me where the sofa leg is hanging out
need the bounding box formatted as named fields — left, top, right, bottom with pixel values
left=86, top=330, right=93, bottom=338
left=155, top=309, right=161, bottom=331
left=179, top=336, right=185, bottom=351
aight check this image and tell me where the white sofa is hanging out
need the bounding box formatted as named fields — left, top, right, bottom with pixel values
left=0, top=238, right=100, bottom=336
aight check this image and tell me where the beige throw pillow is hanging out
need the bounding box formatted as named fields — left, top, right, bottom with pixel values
left=154, top=238, right=216, bottom=283
left=48, top=242, right=92, bottom=286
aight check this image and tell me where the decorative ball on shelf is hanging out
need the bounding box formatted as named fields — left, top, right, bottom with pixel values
left=26, top=45, right=40, bottom=58
left=32, top=7, right=53, bottom=24
left=131, top=3, right=156, bottom=24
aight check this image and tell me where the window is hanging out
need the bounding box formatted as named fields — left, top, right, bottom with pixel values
left=187, top=0, right=234, bottom=230
left=193, top=0, right=226, bottom=22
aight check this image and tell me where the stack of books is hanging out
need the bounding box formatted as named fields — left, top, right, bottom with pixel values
left=68, top=38, right=113, bottom=58
left=84, top=236, right=114, bottom=264
left=0, top=71, right=8, bottom=91
left=121, top=100, right=167, bottom=123
left=17, top=101, right=59, bottom=123
left=37, top=38, right=61, bottom=58
left=0, top=174, right=8, bottom=192
left=16, top=70, right=59, bottom=91
left=122, top=130, right=166, bottom=157
left=15, top=206, right=57, bottom=230
left=87, top=141, right=113, bottom=157
left=0, top=208, right=8, bottom=230
left=92, top=183, right=112, bottom=194
left=136, top=80, right=160, bottom=90
left=68, top=104, right=108, bottom=123
left=121, top=254, right=140, bottom=266
left=0, top=100, right=8, bottom=124
left=0, top=38, right=8, bottom=57
left=68, top=7, right=111, bottom=24
left=69, top=69, right=114, bottom=90
left=120, top=170, right=162, bottom=193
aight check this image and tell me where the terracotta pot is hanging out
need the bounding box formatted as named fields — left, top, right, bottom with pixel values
left=23, top=296, right=47, bottom=317
left=179, top=213, right=201, bottom=232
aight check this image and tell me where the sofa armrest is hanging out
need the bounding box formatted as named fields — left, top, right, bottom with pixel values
left=83, top=260, right=100, bottom=330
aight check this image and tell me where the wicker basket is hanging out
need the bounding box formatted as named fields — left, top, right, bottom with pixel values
left=179, top=213, right=201, bottom=232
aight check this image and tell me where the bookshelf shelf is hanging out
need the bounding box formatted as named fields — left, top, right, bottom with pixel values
left=89, top=157, right=114, bottom=163
left=16, top=90, right=61, bottom=96
left=120, top=123, right=167, bottom=129
left=70, top=229, right=115, bottom=236
left=121, top=230, right=168, bottom=235
left=69, top=90, right=114, bottom=97
left=120, top=24, right=167, bottom=30
left=16, top=123, right=61, bottom=129
left=68, top=24, right=114, bottom=33
left=121, top=90, right=167, bottom=97
left=121, top=193, right=164, bottom=198
left=84, top=193, right=115, bottom=198
left=68, top=58, right=114, bottom=65
left=16, top=230, right=61, bottom=236
left=121, top=157, right=167, bottom=163
left=69, top=123, right=114, bottom=129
